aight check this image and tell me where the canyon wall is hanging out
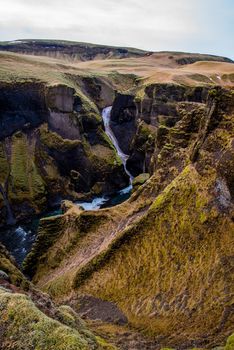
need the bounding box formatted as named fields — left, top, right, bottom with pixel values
left=23, top=85, right=234, bottom=348
left=0, top=79, right=129, bottom=225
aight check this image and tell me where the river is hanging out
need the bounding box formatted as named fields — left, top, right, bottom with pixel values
left=0, top=107, right=133, bottom=265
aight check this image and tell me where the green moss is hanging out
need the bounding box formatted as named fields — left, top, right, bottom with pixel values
left=71, top=165, right=233, bottom=342
left=84, top=131, right=122, bottom=171
left=58, top=305, right=81, bottom=328
left=95, top=336, right=117, bottom=350
left=39, top=124, right=81, bottom=151
left=57, top=305, right=99, bottom=345
left=74, top=90, right=99, bottom=114
left=23, top=210, right=108, bottom=292
left=8, top=132, right=46, bottom=207
left=23, top=215, right=64, bottom=278
left=89, top=147, right=122, bottom=169
left=97, top=127, right=117, bottom=149
left=10, top=132, right=29, bottom=192
left=225, top=333, right=234, bottom=350
left=132, top=173, right=150, bottom=189
left=199, top=211, right=208, bottom=224
left=163, top=143, right=175, bottom=150
left=209, top=88, right=218, bottom=98
left=138, top=121, right=155, bottom=140
left=0, top=243, right=29, bottom=289
left=0, top=289, right=110, bottom=350
left=0, top=142, right=9, bottom=185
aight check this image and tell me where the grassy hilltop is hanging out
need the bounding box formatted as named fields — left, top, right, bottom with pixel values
left=0, top=40, right=234, bottom=350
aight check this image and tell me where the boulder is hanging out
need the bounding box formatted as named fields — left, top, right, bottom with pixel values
left=132, top=173, right=150, bottom=189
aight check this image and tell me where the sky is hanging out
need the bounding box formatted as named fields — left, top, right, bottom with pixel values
left=0, top=0, right=233, bottom=59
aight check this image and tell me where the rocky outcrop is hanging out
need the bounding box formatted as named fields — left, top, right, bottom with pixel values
left=132, top=173, right=150, bottom=190
left=0, top=82, right=49, bottom=139
left=175, top=53, right=233, bottom=65
left=0, top=79, right=128, bottom=226
left=110, top=84, right=219, bottom=177
left=25, top=86, right=234, bottom=349
left=110, top=93, right=137, bottom=154
left=0, top=39, right=147, bottom=61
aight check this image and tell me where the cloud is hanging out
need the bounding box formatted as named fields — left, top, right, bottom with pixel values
left=0, top=0, right=233, bottom=58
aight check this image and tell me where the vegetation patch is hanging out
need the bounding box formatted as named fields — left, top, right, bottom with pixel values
left=0, top=289, right=112, bottom=350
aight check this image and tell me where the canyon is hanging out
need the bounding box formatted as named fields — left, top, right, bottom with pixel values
left=0, top=40, right=233, bottom=350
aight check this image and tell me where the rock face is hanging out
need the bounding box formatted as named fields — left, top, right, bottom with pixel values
left=110, top=93, right=137, bottom=154
left=110, top=85, right=212, bottom=177
left=25, top=85, right=234, bottom=349
left=0, top=39, right=147, bottom=61
left=0, top=82, right=48, bottom=139
left=0, top=80, right=128, bottom=226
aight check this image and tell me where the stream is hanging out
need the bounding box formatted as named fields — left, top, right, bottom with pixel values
left=0, top=106, right=133, bottom=265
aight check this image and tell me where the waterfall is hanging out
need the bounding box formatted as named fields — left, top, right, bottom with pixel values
left=102, top=106, right=133, bottom=183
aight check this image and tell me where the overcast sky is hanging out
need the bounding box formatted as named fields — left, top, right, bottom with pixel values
left=0, top=0, right=233, bottom=59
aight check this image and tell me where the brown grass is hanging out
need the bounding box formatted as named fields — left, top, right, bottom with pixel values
left=0, top=50, right=233, bottom=88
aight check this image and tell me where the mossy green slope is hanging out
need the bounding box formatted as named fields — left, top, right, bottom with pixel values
left=9, top=131, right=46, bottom=208
left=0, top=289, right=117, bottom=350
left=26, top=87, right=234, bottom=349
left=0, top=242, right=116, bottom=350
left=76, top=165, right=233, bottom=346
left=225, top=333, right=234, bottom=350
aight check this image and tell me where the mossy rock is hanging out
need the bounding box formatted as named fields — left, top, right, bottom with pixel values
left=88, top=144, right=122, bottom=170
left=132, top=173, right=150, bottom=189
left=0, top=289, right=112, bottom=349
left=8, top=131, right=46, bottom=210
left=80, top=112, right=102, bottom=131
left=91, top=182, right=106, bottom=195
left=39, top=124, right=81, bottom=151
left=0, top=243, right=29, bottom=290
left=225, top=333, right=234, bottom=350
left=22, top=214, right=64, bottom=278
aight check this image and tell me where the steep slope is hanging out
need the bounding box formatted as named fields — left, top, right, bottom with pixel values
left=0, top=72, right=131, bottom=226
left=0, top=242, right=115, bottom=349
left=23, top=84, right=234, bottom=349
